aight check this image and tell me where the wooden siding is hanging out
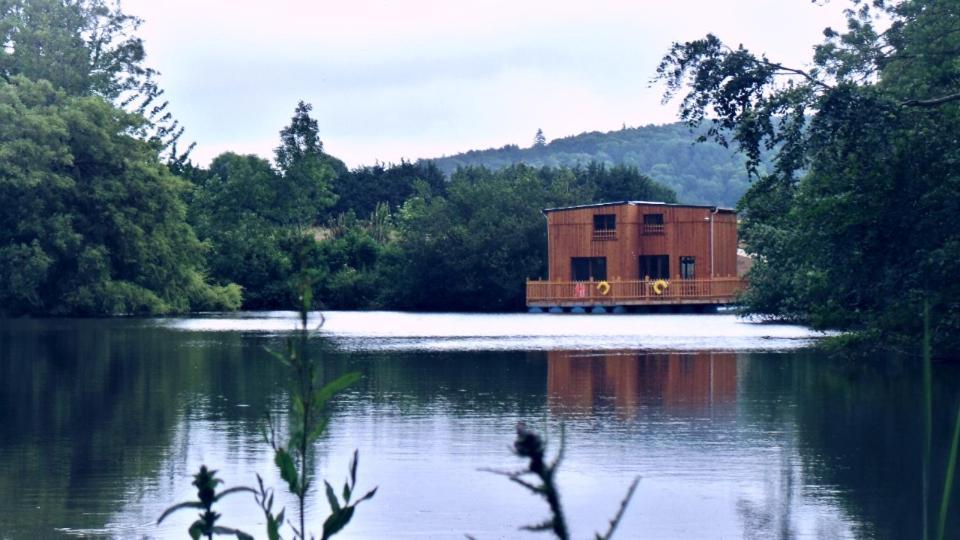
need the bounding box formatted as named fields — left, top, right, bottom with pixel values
left=546, top=203, right=737, bottom=282
left=534, top=202, right=741, bottom=307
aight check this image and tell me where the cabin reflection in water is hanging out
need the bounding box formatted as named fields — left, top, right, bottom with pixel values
left=546, top=351, right=738, bottom=415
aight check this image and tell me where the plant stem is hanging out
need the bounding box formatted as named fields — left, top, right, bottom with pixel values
left=937, top=400, right=960, bottom=540
left=923, top=299, right=932, bottom=540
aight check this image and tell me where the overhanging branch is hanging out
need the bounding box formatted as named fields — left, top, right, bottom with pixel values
left=902, top=92, right=960, bottom=108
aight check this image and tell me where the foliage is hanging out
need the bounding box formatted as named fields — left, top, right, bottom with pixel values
left=654, top=0, right=960, bottom=353
left=189, top=101, right=341, bottom=309
left=383, top=163, right=674, bottom=311
left=259, top=288, right=375, bottom=539
left=426, top=122, right=761, bottom=206
left=386, top=165, right=580, bottom=311
left=533, top=128, right=546, bottom=147
left=478, top=423, right=639, bottom=540
left=0, top=0, right=189, bottom=156
left=189, top=152, right=298, bottom=308
left=330, top=160, right=446, bottom=217
left=274, top=101, right=337, bottom=231
left=157, top=466, right=254, bottom=540
left=0, top=76, right=240, bottom=315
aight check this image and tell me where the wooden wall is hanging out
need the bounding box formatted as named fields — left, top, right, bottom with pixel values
left=545, top=203, right=737, bottom=281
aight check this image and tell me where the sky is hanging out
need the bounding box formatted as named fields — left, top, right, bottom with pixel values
left=121, top=0, right=850, bottom=168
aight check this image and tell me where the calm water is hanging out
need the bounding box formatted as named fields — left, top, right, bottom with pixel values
left=1, top=312, right=958, bottom=539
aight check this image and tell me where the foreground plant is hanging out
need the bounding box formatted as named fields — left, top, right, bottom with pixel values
left=157, top=466, right=254, bottom=539
left=259, top=276, right=375, bottom=539
left=478, top=423, right=639, bottom=540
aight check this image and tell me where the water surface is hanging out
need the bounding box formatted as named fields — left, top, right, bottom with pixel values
left=0, top=312, right=957, bottom=539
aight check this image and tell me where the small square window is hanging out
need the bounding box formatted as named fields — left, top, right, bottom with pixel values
left=643, top=214, right=664, bottom=234
left=593, top=214, right=616, bottom=240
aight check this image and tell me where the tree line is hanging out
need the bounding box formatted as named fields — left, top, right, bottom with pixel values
left=0, top=0, right=677, bottom=315
left=427, top=122, right=760, bottom=208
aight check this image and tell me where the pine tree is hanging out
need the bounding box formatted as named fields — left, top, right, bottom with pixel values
left=533, top=128, right=546, bottom=148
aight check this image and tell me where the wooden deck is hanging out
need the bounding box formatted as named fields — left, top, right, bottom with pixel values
left=526, top=278, right=747, bottom=307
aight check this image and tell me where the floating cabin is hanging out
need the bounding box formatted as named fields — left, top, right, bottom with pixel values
left=526, top=201, right=747, bottom=313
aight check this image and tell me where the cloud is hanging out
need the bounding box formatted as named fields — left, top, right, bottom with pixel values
left=124, top=0, right=849, bottom=167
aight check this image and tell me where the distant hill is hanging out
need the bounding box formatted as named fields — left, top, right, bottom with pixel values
left=423, top=123, right=760, bottom=207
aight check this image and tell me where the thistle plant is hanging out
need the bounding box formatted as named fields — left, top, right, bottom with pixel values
left=479, top=423, right=639, bottom=540
left=157, top=466, right=255, bottom=539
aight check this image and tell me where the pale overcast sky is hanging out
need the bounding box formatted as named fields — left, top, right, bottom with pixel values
left=121, top=0, right=849, bottom=168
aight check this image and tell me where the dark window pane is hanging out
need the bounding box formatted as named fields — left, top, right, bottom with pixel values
left=593, top=214, right=616, bottom=231
left=572, top=257, right=608, bottom=281
left=639, top=255, right=669, bottom=280
left=680, top=256, right=695, bottom=279
left=643, top=214, right=664, bottom=225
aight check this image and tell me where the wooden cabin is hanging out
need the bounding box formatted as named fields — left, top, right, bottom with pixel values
left=526, top=201, right=746, bottom=311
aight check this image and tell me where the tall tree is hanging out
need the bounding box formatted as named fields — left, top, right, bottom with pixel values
left=274, top=101, right=337, bottom=230
left=0, top=0, right=188, bottom=156
left=655, top=0, right=960, bottom=351
left=533, top=128, right=546, bottom=147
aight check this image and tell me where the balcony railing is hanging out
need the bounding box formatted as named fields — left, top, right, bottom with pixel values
left=526, top=277, right=746, bottom=306
left=592, top=229, right=617, bottom=240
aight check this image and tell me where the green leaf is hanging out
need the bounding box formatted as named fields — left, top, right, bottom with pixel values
left=324, top=480, right=341, bottom=513
left=157, top=501, right=205, bottom=524
left=212, top=525, right=254, bottom=539
left=321, top=507, right=355, bottom=540
left=274, top=448, right=299, bottom=493
left=213, top=486, right=257, bottom=502
left=308, top=415, right=330, bottom=443
left=189, top=521, right=205, bottom=540
left=350, top=449, right=359, bottom=486
left=314, top=372, right=362, bottom=405
left=355, top=487, right=377, bottom=504
left=267, top=509, right=285, bottom=540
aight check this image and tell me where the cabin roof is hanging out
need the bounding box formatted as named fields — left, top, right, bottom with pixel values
left=542, top=200, right=736, bottom=214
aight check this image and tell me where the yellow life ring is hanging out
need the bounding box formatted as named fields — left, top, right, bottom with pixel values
left=652, top=279, right=669, bottom=295
left=596, top=281, right=611, bottom=296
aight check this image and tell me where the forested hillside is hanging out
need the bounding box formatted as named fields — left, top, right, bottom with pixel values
left=425, top=123, right=758, bottom=207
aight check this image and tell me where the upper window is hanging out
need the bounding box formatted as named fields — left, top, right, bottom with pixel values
left=593, top=214, right=616, bottom=240
left=643, top=213, right=664, bottom=235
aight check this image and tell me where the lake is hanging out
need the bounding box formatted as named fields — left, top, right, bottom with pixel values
left=1, top=312, right=958, bottom=539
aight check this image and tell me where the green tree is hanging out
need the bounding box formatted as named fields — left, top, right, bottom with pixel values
left=274, top=101, right=337, bottom=230
left=533, top=128, right=546, bottom=147
left=654, top=0, right=960, bottom=351
left=190, top=152, right=297, bottom=308
left=0, top=77, right=240, bottom=315
left=0, top=0, right=188, bottom=155
left=387, top=165, right=585, bottom=311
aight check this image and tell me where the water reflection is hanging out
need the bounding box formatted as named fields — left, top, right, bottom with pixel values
left=547, top=351, right=738, bottom=415
left=0, top=317, right=958, bottom=539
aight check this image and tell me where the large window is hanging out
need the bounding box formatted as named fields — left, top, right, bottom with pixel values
left=639, top=255, right=669, bottom=280
left=593, top=214, right=616, bottom=240
left=642, top=213, right=664, bottom=235
left=680, top=256, right=695, bottom=279
left=571, top=257, right=607, bottom=281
